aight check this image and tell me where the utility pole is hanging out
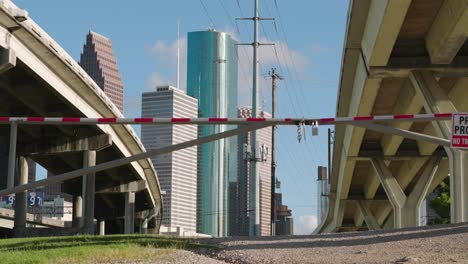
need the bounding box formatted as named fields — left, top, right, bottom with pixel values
left=269, top=68, right=283, bottom=236
left=237, top=0, right=273, bottom=236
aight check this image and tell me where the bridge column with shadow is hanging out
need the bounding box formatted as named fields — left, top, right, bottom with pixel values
left=410, top=70, right=468, bottom=223
left=14, top=134, right=111, bottom=236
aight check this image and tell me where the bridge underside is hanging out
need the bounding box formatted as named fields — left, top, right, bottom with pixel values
left=0, top=1, right=162, bottom=236
left=317, top=0, right=468, bottom=233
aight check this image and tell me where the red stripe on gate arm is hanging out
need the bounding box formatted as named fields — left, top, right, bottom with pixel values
left=62, top=117, right=81, bottom=122
left=171, top=118, right=190, bottom=122
left=0, top=117, right=10, bottom=122
left=435, top=113, right=452, bottom=118
left=247, top=118, right=266, bottom=122
left=284, top=118, right=292, bottom=122
left=98, top=118, right=117, bottom=123
left=208, top=118, right=228, bottom=122
left=354, top=116, right=373, bottom=121
left=27, top=117, right=45, bottom=122
left=394, top=114, right=414, bottom=119
left=320, top=118, right=335, bottom=123
left=135, top=118, right=153, bottom=123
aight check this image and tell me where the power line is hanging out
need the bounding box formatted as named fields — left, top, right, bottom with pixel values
left=199, top=0, right=215, bottom=27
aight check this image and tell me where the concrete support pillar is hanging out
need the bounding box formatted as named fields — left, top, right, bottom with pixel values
left=14, top=156, right=28, bottom=230
left=124, top=191, right=135, bottom=234
left=447, top=150, right=468, bottom=223
left=371, top=156, right=441, bottom=229
left=401, top=156, right=441, bottom=227
left=72, top=195, right=83, bottom=228
left=383, top=212, right=394, bottom=230
left=99, top=220, right=105, bottom=235
left=82, top=150, right=96, bottom=234
left=370, top=158, right=406, bottom=228
left=356, top=200, right=381, bottom=230
left=7, top=123, right=17, bottom=189
left=409, top=70, right=466, bottom=223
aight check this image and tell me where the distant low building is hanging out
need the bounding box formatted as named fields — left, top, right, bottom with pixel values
left=275, top=193, right=293, bottom=235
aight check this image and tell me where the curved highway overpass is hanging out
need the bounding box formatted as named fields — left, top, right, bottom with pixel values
left=0, top=1, right=162, bottom=235
left=317, top=0, right=468, bottom=233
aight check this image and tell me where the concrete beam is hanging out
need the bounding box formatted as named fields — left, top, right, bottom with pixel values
left=361, top=0, right=411, bottom=66
left=410, top=70, right=468, bottom=223
left=409, top=71, right=455, bottom=139
left=383, top=212, right=394, bottom=230
left=332, top=53, right=381, bottom=231
left=402, top=156, right=441, bottom=227
left=356, top=200, right=381, bottom=230
left=370, top=158, right=406, bottom=228
left=369, top=56, right=468, bottom=78
left=20, top=134, right=112, bottom=156
left=426, top=0, right=468, bottom=64
left=381, top=81, right=423, bottom=155
left=354, top=122, right=451, bottom=147
left=96, top=180, right=146, bottom=194
left=0, top=48, right=16, bottom=73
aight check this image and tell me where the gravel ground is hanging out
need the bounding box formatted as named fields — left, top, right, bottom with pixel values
left=192, top=223, right=468, bottom=264
left=151, top=250, right=226, bottom=264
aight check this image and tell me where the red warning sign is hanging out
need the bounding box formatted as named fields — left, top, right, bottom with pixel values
left=452, top=113, right=468, bottom=149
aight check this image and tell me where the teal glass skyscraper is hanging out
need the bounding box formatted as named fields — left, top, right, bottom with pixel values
left=187, top=30, right=238, bottom=237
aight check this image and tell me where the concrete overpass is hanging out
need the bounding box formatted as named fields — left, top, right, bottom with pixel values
left=0, top=1, right=162, bottom=236
left=317, top=0, right=468, bottom=233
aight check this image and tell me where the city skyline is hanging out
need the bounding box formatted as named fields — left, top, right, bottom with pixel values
left=15, top=0, right=348, bottom=235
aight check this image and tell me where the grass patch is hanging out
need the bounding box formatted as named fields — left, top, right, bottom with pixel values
left=0, top=235, right=206, bottom=263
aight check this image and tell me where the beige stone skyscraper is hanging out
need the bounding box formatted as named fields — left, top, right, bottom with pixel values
left=80, top=31, right=124, bottom=113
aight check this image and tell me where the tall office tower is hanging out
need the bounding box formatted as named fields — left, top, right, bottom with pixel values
left=186, top=30, right=238, bottom=237
left=141, top=86, right=198, bottom=233
left=79, top=31, right=124, bottom=113
left=237, top=108, right=272, bottom=236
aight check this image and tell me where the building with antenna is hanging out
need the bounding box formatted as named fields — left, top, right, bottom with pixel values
left=186, top=30, right=238, bottom=237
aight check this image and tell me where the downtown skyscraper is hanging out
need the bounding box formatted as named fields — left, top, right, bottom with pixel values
left=141, top=86, right=198, bottom=233
left=186, top=30, right=238, bottom=237
left=79, top=31, right=124, bottom=113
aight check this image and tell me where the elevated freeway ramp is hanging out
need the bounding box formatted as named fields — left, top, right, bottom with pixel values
left=0, top=1, right=162, bottom=235
left=317, top=0, right=468, bottom=233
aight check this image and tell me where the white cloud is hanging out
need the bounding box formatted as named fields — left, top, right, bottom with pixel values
left=308, top=43, right=329, bottom=55
left=294, top=215, right=318, bottom=235
left=146, top=37, right=187, bottom=91
left=236, top=37, right=308, bottom=106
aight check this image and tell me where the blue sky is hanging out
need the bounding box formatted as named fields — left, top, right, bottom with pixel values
left=14, top=0, right=348, bottom=234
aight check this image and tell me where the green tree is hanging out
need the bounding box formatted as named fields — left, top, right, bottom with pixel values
left=429, top=177, right=450, bottom=224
